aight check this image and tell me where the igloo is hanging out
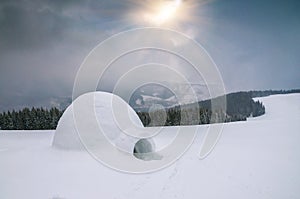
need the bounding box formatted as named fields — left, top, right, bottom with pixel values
left=52, top=91, right=218, bottom=172
left=52, top=92, right=155, bottom=157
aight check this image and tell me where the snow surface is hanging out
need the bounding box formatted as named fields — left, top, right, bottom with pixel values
left=0, top=94, right=300, bottom=199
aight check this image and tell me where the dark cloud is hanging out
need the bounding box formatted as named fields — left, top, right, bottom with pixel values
left=0, top=0, right=299, bottom=111
left=0, top=0, right=70, bottom=51
left=0, top=0, right=134, bottom=111
left=196, top=0, right=300, bottom=91
left=0, top=0, right=132, bottom=51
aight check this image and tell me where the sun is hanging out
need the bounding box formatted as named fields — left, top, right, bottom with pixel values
left=143, top=0, right=183, bottom=26
left=129, top=0, right=195, bottom=28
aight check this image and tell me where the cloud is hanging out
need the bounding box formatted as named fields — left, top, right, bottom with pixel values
left=0, top=0, right=132, bottom=111
left=0, top=0, right=299, bottom=111
left=0, top=1, right=68, bottom=51
left=0, top=0, right=135, bottom=51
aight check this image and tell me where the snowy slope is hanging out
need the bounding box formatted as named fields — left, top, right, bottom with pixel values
left=0, top=94, right=300, bottom=199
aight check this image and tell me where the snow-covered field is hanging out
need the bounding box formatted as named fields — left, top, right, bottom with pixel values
left=1, top=94, right=299, bottom=199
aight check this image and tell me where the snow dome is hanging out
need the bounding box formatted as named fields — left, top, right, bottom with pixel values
left=52, top=92, right=155, bottom=158
left=52, top=92, right=201, bottom=172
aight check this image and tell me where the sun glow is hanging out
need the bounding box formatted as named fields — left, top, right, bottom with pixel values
left=143, top=0, right=183, bottom=26
left=129, top=0, right=198, bottom=29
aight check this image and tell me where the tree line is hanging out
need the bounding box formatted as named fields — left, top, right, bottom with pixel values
left=249, top=89, right=300, bottom=98
left=1, top=89, right=299, bottom=130
left=0, top=107, right=63, bottom=130
left=137, top=92, right=266, bottom=127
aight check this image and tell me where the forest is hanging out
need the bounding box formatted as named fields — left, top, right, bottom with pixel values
left=0, top=107, right=63, bottom=130
left=1, top=89, right=299, bottom=129
left=136, top=91, right=266, bottom=127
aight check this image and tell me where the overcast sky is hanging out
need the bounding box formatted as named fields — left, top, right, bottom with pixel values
left=0, top=0, right=299, bottom=111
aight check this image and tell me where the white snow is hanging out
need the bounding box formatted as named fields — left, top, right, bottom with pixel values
left=250, top=93, right=300, bottom=121
left=0, top=93, right=300, bottom=199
